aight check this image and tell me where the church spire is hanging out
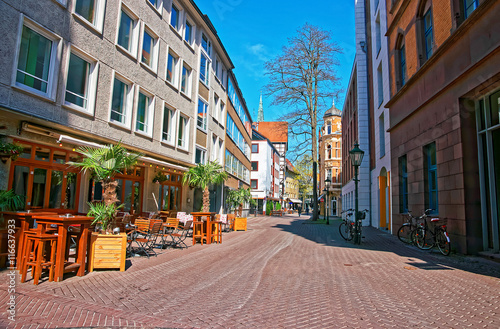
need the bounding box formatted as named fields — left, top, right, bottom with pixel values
left=257, top=92, right=264, bottom=122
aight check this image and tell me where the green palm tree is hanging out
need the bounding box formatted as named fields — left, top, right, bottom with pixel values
left=69, top=143, right=142, bottom=206
left=0, top=189, right=24, bottom=211
left=182, top=161, right=228, bottom=212
left=227, top=187, right=256, bottom=216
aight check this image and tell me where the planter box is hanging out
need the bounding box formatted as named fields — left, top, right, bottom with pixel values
left=234, top=217, right=247, bottom=231
left=88, top=233, right=126, bottom=272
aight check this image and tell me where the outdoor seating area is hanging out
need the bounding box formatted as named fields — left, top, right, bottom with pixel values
left=0, top=209, right=244, bottom=285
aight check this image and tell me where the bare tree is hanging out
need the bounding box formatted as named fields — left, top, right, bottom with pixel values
left=264, top=23, right=342, bottom=220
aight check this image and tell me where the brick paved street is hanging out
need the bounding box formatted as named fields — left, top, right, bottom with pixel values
left=1, top=214, right=499, bottom=328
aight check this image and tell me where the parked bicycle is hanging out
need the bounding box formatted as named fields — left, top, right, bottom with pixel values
left=339, top=209, right=354, bottom=241
left=414, top=216, right=451, bottom=255
left=354, top=209, right=369, bottom=244
left=397, top=209, right=433, bottom=244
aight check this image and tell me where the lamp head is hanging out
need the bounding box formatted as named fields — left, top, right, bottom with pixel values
left=349, top=141, right=364, bottom=167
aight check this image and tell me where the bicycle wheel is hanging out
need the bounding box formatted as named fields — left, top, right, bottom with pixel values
left=436, top=228, right=451, bottom=255
left=339, top=222, right=353, bottom=241
left=397, top=224, right=413, bottom=244
left=414, top=227, right=433, bottom=250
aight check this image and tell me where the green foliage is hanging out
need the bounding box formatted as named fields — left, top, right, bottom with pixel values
left=87, top=202, right=124, bottom=231
left=152, top=171, right=169, bottom=183
left=295, top=154, right=313, bottom=200
left=182, top=161, right=228, bottom=212
left=227, top=187, right=256, bottom=216
left=266, top=201, right=273, bottom=215
left=69, top=142, right=142, bottom=184
left=276, top=202, right=281, bottom=211
left=0, top=189, right=25, bottom=211
left=0, top=141, right=24, bottom=161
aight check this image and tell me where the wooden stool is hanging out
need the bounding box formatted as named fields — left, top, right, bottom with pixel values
left=211, top=221, right=222, bottom=244
left=20, top=234, right=57, bottom=285
left=192, top=221, right=204, bottom=245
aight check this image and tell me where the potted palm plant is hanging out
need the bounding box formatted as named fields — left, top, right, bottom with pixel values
left=182, top=160, right=228, bottom=212
left=227, top=187, right=256, bottom=231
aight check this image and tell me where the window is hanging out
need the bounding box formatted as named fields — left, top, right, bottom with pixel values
left=200, top=53, right=209, bottom=85
left=197, top=98, right=208, bottom=130
left=219, top=101, right=225, bottom=126
left=195, top=147, right=206, bottom=164
left=326, top=169, right=332, bottom=181
left=73, top=0, right=105, bottom=32
left=201, top=33, right=211, bottom=55
left=213, top=94, right=219, bottom=121
left=177, top=114, right=188, bottom=149
left=14, top=17, right=61, bottom=99
left=399, top=155, right=408, bottom=213
left=251, top=161, right=258, bottom=171
left=147, top=0, right=162, bottom=12
left=375, top=15, right=381, bottom=55
left=379, top=114, right=385, bottom=157
left=166, top=50, right=179, bottom=87
left=252, top=144, right=259, bottom=153
left=211, top=135, right=218, bottom=161
left=214, top=56, right=225, bottom=83
left=399, top=43, right=406, bottom=87
left=141, top=26, right=158, bottom=71
left=464, top=0, right=478, bottom=19
left=219, top=139, right=224, bottom=165
left=135, top=89, right=154, bottom=136
left=327, top=145, right=332, bottom=159
left=110, top=73, right=133, bottom=127
left=162, top=105, right=175, bottom=143
left=424, top=142, right=438, bottom=213
left=184, top=19, right=193, bottom=44
left=423, top=9, right=434, bottom=60
left=327, top=122, right=331, bottom=134
left=180, top=62, right=192, bottom=96
left=64, top=48, right=98, bottom=114
left=251, top=179, right=258, bottom=189
left=117, top=6, right=139, bottom=56
left=170, top=3, right=180, bottom=30
left=377, top=64, right=383, bottom=106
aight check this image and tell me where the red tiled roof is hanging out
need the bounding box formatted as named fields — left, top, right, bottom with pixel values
left=257, top=122, right=288, bottom=143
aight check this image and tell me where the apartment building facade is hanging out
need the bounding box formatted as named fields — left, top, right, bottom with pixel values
left=0, top=0, right=251, bottom=215
left=319, top=102, right=343, bottom=217
left=386, top=0, right=500, bottom=254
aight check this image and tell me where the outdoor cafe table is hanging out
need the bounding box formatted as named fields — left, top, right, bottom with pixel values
left=0, top=211, right=56, bottom=263
left=190, top=212, right=216, bottom=244
left=32, top=215, right=93, bottom=282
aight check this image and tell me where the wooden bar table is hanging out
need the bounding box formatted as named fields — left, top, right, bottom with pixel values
left=190, top=212, right=216, bottom=244
left=32, top=215, right=93, bottom=282
left=0, top=211, right=57, bottom=264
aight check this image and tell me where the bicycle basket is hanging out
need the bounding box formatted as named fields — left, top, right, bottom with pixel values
left=358, top=211, right=366, bottom=220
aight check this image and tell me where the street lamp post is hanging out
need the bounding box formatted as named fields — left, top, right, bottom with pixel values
left=324, top=178, right=331, bottom=225
left=349, top=142, right=364, bottom=245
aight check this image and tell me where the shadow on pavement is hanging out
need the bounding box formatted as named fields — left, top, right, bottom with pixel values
left=273, top=216, right=500, bottom=279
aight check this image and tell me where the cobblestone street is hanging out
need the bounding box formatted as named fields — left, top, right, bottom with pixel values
left=1, top=214, right=499, bottom=328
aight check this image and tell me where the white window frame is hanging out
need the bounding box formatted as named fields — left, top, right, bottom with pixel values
left=199, top=52, right=210, bottom=86
left=72, top=0, right=106, bottom=33
left=195, top=146, right=207, bottom=164
left=53, top=0, right=68, bottom=7
left=166, top=48, right=180, bottom=89
left=161, top=102, right=176, bottom=145
left=109, top=71, right=134, bottom=129
left=213, top=94, right=220, bottom=122
left=197, top=97, right=208, bottom=131
left=140, top=23, right=159, bottom=73
left=62, top=45, right=99, bottom=115
left=134, top=87, right=155, bottom=137
left=211, top=134, right=218, bottom=161
left=115, top=4, right=140, bottom=59
left=146, top=0, right=163, bottom=14
left=180, top=60, right=192, bottom=97
left=12, top=15, right=62, bottom=101
left=201, top=32, right=212, bottom=56
left=218, top=139, right=224, bottom=166
left=219, top=100, right=225, bottom=127
left=177, top=113, right=189, bottom=150
left=169, top=1, right=182, bottom=33
left=183, top=15, right=195, bottom=47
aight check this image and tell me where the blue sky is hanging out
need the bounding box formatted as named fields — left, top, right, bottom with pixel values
left=196, top=0, right=356, bottom=121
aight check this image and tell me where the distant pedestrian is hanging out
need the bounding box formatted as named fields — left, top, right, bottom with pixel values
left=305, top=205, right=309, bottom=215
left=298, top=206, right=302, bottom=217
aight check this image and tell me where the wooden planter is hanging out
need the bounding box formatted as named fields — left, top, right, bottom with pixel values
left=88, top=233, right=126, bottom=272
left=234, top=217, right=247, bottom=231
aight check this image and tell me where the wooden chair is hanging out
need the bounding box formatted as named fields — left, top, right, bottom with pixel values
left=20, top=233, right=57, bottom=285
left=129, top=220, right=162, bottom=258
left=192, top=221, right=204, bottom=245
left=227, top=214, right=236, bottom=231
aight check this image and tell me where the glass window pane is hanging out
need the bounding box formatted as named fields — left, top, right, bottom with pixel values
left=19, top=144, right=32, bottom=159
left=162, top=107, right=171, bottom=142
left=132, top=181, right=140, bottom=212
left=169, top=185, right=175, bottom=211
left=489, top=90, right=500, bottom=127
left=75, top=0, right=95, bottom=23
left=170, top=5, right=179, bottom=29
left=35, top=147, right=50, bottom=162
left=32, top=168, right=47, bottom=208
left=17, top=26, right=52, bottom=92
left=162, top=185, right=170, bottom=210
left=111, top=78, right=128, bottom=123
left=185, top=21, right=192, bottom=43
left=52, top=150, right=66, bottom=164
left=123, top=179, right=133, bottom=211
left=66, top=53, right=90, bottom=108
left=116, top=179, right=123, bottom=204
left=12, top=165, right=30, bottom=204
left=142, top=31, right=153, bottom=66
left=65, top=172, right=77, bottom=209
left=136, top=92, right=148, bottom=132
left=49, top=170, right=63, bottom=208
left=117, top=11, right=133, bottom=50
